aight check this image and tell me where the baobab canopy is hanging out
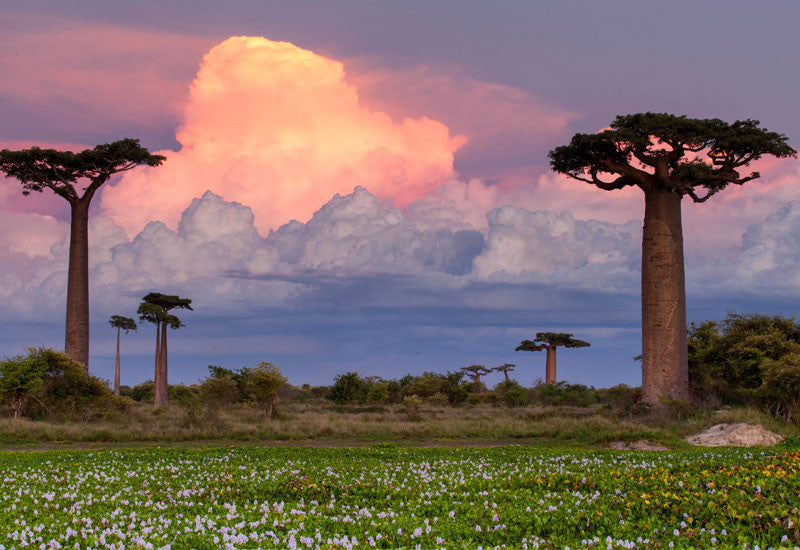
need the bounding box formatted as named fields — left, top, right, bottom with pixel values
left=516, top=333, right=591, bottom=351
left=548, top=113, right=795, bottom=201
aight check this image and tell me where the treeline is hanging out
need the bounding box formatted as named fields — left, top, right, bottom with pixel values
left=2, top=312, right=799, bottom=426
left=688, top=312, right=800, bottom=423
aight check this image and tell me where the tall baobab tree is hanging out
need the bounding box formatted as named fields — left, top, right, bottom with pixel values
left=137, top=293, right=192, bottom=407
left=516, top=333, right=590, bottom=385
left=461, top=365, right=490, bottom=391
left=493, top=363, right=516, bottom=382
left=108, top=315, right=137, bottom=398
left=549, top=113, right=794, bottom=403
left=0, top=140, right=165, bottom=368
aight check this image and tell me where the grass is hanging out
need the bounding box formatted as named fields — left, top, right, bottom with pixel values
left=1, top=400, right=795, bottom=449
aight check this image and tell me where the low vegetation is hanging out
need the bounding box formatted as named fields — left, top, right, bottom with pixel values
left=0, top=313, right=798, bottom=447
left=1, top=444, right=798, bottom=548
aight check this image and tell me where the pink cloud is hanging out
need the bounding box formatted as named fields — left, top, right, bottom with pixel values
left=0, top=12, right=212, bottom=132
left=347, top=64, right=578, bottom=179
left=101, top=36, right=467, bottom=236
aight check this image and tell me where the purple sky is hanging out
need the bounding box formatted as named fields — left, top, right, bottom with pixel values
left=1, top=1, right=799, bottom=389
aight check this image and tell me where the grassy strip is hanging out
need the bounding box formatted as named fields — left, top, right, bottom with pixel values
left=1, top=403, right=794, bottom=449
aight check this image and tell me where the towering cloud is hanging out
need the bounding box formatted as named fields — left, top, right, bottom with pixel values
left=101, top=36, right=466, bottom=236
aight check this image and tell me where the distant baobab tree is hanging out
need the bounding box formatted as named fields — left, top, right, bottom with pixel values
left=549, top=113, right=795, bottom=403
left=461, top=365, right=490, bottom=391
left=108, top=315, right=137, bottom=398
left=516, top=333, right=590, bottom=385
left=0, top=140, right=165, bottom=369
left=137, top=293, right=192, bottom=407
left=493, top=363, right=516, bottom=382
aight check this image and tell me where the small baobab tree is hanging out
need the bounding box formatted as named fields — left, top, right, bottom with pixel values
left=493, top=363, right=516, bottom=382
left=516, top=333, right=590, bottom=385
left=108, top=315, right=137, bottom=398
left=549, top=113, right=795, bottom=403
left=0, top=140, right=165, bottom=369
left=139, top=293, right=192, bottom=407
left=461, top=365, right=490, bottom=392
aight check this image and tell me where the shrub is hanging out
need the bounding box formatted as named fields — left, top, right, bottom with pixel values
left=494, top=380, right=529, bottom=408
left=426, top=392, right=449, bottom=406
left=688, top=312, right=800, bottom=405
left=245, top=362, right=287, bottom=419
left=328, top=372, right=368, bottom=405
left=199, top=375, right=239, bottom=408
left=132, top=381, right=154, bottom=402
left=7, top=348, right=119, bottom=421
left=530, top=381, right=597, bottom=407
left=366, top=382, right=390, bottom=404
left=758, top=353, right=800, bottom=423
left=596, top=384, right=646, bottom=418
left=402, top=395, right=422, bottom=420
left=0, top=348, right=48, bottom=423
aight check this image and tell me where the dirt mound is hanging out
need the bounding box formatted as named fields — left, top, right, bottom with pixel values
left=609, top=440, right=668, bottom=451
left=685, top=423, right=784, bottom=447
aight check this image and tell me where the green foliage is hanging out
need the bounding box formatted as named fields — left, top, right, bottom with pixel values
left=494, top=380, right=529, bottom=408
left=0, top=139, right=165, bottom=198
left=142, top=292, right=193, bottom=313
left=199, top=375, right=240, bottom=408
left=549, top=112, right=796, bottom=200
left=530, top=381, right=598, bottom=407
left=328, top=372, right=369, bottom=405
left=401, top=395, right=422, bottom=420
left=758, top=354, right=800, bottom=423
left=206, top=364, right=249, bottom=401
left=596, top=384, right=647, bottom=418
left=108, top=315, right=137, bottom=332
left=2, top=348, right=119, bottom=420
left=366, top=382, right=390, bottom=404
left=688, top=312, right=800, bottom=405
left=519, top=333, right=591, bottom=349
left=131, top=381, right=154, bottom=402
left=245, top=362, right=287, bottom=419
left=0, top=349, right=48, bottom=420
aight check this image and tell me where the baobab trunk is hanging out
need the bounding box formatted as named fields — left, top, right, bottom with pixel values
left=114, top=327, right=121, bottom=398
left=159, top=326, right=169, bottom=406
left=153, top=321, right=163, bottom=407
left=545, top=346, right=557, bottom=385
left=641, top=190, right=689, bottom=403
left=65, top=199, right=90, bottom=369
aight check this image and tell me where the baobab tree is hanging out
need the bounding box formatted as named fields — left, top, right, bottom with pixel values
left=0, top=140, right=165, bottom=368
left=516, top=333, right=590, bottom=385
left=493, top=363, right=516, bottom=382
left=549, top=113, right=795, bottom=403
left=137, top=293, right=192, bottom=407
left=108, top=315, right=137, bottom=398
left=461, top=365, right=490, bottom=391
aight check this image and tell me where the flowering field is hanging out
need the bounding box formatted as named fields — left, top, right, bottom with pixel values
left=0, top=445, right=797, bottom=549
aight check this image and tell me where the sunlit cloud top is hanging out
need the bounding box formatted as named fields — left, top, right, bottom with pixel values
left=101, top=36, right=466, bottom=236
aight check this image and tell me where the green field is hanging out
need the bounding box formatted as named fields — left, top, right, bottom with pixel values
left=0, top=445, right=797, bottom=549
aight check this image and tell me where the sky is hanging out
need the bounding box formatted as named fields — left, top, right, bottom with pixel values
left=1, top=1, right=799, bottom=389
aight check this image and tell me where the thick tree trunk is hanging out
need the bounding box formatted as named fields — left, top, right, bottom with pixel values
left=159, top=326, right=169, bottom=406
left=641, top=190, right=689, bottom=403
left=545, top=346, right=557, bottom=384
left=114, top=327, right=121, bottom=398
left=65, top=199, right=90, bottom=369
left=153, top=322, right=163, bottom=407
